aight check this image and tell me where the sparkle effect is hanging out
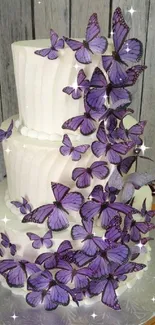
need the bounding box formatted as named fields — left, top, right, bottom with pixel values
left=136, top=241, right=144, bottom=250
left=127, top=6, right=136, bottom=16
left=152, top=297, right=155, bottom=302
left=140, top=142, right=150, bottom=155
left=91, top=312, right=97, bottom=319
left=110, top=30, right=114, bottom=37
left=1, top=215, right=10, bottom=224
left=5, top=147, right=11, bottom=154
left=10, top=313, right=18, bottom=321
left=73, top=62, right=81, bottom=70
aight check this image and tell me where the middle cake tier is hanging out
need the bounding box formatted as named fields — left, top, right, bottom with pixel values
left=3, top=115, right=136, bottom=209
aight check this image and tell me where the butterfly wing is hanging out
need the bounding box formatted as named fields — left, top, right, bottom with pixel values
left=89, top=37, right=107, bottom=54
left=60, top=134, right=72, bottom=156
left=80, top=116, right=96, bottom=135
left=27, top=232, right=42, bottom=249
left=22, top=204, right=54, bottom=224
left=62, top=192, right=84, bottom=211
left=55, top=38, right=64, bottom=50
left=1, top=233, right=9, bottom=248
left=112, top=7, right=129, bottom=52
left=10, top=244, right=17, bottom=256
left=26, top=291, right=42, bottom=308
left=102, top=55, right=114, bottom=72
left=7, top=265, right=25, bottom=288
left=91, top=161, right=109, bottom=179
left=34, top=48, right=51, bottom=57
left=101, top=279, right=121, bottom=310
left=125, top=65, right=147, bottom=87
left=86, top=13, right=100, bottom=42
left=75, top=47, right=92, bottom=64
left=107, top=244, right=129, bottom=264
left=62, top=116, right=84, bottom=131
left=63, top=37, right=82, bottom=50
left=110, top=86, right=131, bottom=107
left=6, top=119, right=13, bottom=138
left=51, top=182, right=70, bottom=202
left=119, top=38, right=143, bottom=63
left=48, top=207, right=69, bottom=231
left=109, top=61, right=128, bottom=85
left=42, top=230, right=53, bottom=248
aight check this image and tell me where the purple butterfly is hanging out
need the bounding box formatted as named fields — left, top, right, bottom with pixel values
left=0, top=119, right=13, bottom=142
left=86, top=66, right=146, bottom=109
left=11, top=197, right=32, bottom=214
left=63, top=13, right=107, bottom=64
left=124, top=213, right=155, bottom=243
left=102, top=7, right=143, bottom=84
left=1, top=233, right=16, bottom=256
left=92, top=124, right=133, bottom=164
left=141, top=199, right=155, bottom=222
left=100, top=107, right=134, bottom=133
left=72, top=161, right=109, bottom=188
left=27, top=230, right=53, bottom=249
left=89, top=239, right=129, bottom=278
left=35, top=29, right=64, bottom=60
left=71, top=219, right=109, bottom=256
left=89, top=261, right=146, bottom=310
left=0, top=247, right=4, bottom=257
left=62, top=98, right=106, bottom=136
left=113, top=120, right=147, bottom=145
left=27, top=270, right=70, bottom=308
left=60, top=134, right=90, bottom=161
left=55, top=260, right=92, bottom=289
left=0, top=259, right=40, bottom=288
left=117, top=156, right=137, bottom=175
left=62, top=69, right=90, bottom=99
left=22, top=183, right=84, bottom=231
left=35, top=240, right=73, bottom=269
left=80, top=185, right=133, bottom=228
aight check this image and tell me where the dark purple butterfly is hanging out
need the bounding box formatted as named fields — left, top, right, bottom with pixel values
left=124, top=213, right=155, bottom=243
left=0, top=247, right=4, bottom=257
left=86, top=66, right=146, bottom=109
left=22, top=182, right=84, bottom=231
left=89, top=261, right=146, bottom=310
left=102, top=7, right=143, bottom=84
left=0, top=259, right=40, bottom=288
left=73, top=250, right=95, bottom=267
left=11, top=197, right=32, bottom=214
left=80, top=185, right=133, bottom=228
left=35, top=29, right=64, bottom=60
left=72, top=161, right=109, bottom=188
left=1, top=233, right=16, bottom=256
left=35, top=240, right=73, bottom=269
left=100, top=107, right=134, bottom=133
left=62, top=69, right=90, bottom=99
left=141, top=198, right=155, bottom=222
left=55, top=260, right=92, bottom=289
left=92, top=123, right=133, bottom=164
left=117, top=156, right=137, bottom=175
left=62, top=98, right=106, bottom=136
left=60, top=134, right=90, bottom=161
left=113, top=120, right=147, bottom=145
left=71, top=219, right=109, bottom=256
left=0, top=119, right=13, bottom=142
left=63, top=13, right=107, bottom=64
left=27, top=230, right=53, bottom=249
left=27, top=270, right=70, bottom=308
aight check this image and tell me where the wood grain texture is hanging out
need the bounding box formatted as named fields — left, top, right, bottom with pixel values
left=0, top=87, right=5, bottom=180
left=34, top=0, right=70, bottom=38
left=71, top=0, right=110, bottom=37
left=111, top=0, right=150, bottom=120
left=137, top=0, right=155, bottom=173
left=0, top=0, right=32, bottom=120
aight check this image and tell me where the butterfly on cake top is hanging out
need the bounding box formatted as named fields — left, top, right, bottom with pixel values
left=0, top=7, right=155, bottom=312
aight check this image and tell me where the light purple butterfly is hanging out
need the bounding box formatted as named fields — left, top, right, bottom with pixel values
left=0, top=119, right=13, bottom=142
left=22, top=182, right=84, bottom=231
left=55, top=260, right=92, bottom=289
left=71, top=219, right=109, bottom=256
left=89, top=261, right=146, bottom=310
left=35, top=29, right=64, bottom=60
left=102, top=7, right=143, bottom=84
left=62, top=69, right=90, bottom=99
left=11, top=197, right=32, bottom=214
left=63, top=13, right=107, bottom=64
left=124, top=213, right=155, bottom=243
left=113, top=120, right=147, bottom=145
left=27, top=270, right=70, bottom=308
left=92, top=124, right=133, bottom=164
left=1, top=233, right=16, bottom=256
left=86, top=66, right=146, bottom=109
left=72, top=161, right=109, bottom=188
left=62, top=98, right=106, bottom=136
left=0, top=259, right=40, bottom=288
left=27, top=230, right=53, bottom=249
left=80, top=185, right=133, bottom=228
left=60, top=134, right=90, bottom=161
left=35, top=240, right=73, bottom=269
left=141, top=198, right=155, bottom=222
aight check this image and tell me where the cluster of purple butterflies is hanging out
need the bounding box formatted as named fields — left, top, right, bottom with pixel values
left=0, top=7, right=155, bottom=312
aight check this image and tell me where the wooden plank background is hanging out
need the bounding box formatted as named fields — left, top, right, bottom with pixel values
left=0, top=0, right=154, bottom=178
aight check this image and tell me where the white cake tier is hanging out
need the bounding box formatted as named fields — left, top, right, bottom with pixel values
left=11, top=38, right=113, bottom=136
left=0, top=179, right=152, bottom=306
left=2, top=115, right=136, bottom=209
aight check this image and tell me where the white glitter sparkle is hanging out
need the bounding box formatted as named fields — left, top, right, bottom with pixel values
left=103, top=93, right=108, bottom=101
left=140, top=142, right=150, bottom=155
left=23, top=144, right=26, bottom=148
left=1, top=215, right=10, bottom=224
left=10, top=313, right=18, bottom=321
left=152, top=297, right=155, bottom=302
left=73, top=63, right=81, bottom=70
left=91, top=312, right=97, bottom=319
left=127, top=6, right=136, bottom=16
left=136, top=241, right=144, bottom=250
left=125, top=46, right=131, bottom=53
left=110, top=30, right=114, bottom=37
left=5, top=147, right=11, bottom=154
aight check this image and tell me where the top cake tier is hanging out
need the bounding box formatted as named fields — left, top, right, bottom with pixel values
left=12, top=39, right=113, bottom=138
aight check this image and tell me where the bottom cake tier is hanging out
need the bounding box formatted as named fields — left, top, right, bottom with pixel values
left=0, top=179, right=152, bottom=307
